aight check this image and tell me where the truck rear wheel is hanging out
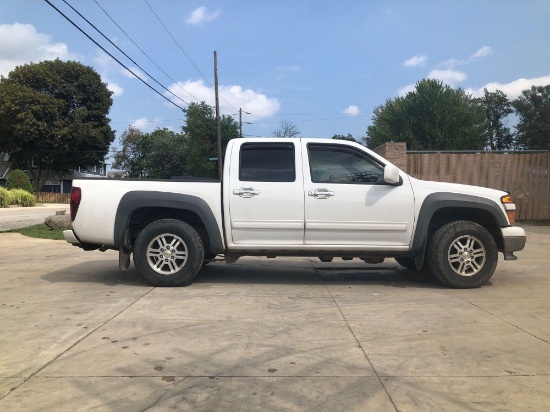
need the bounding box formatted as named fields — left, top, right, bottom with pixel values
left=133, top=219, right=204, bottom=287
left=428, top=221, right=497, bottom=288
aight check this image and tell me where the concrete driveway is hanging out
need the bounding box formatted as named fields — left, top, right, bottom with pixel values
left=0, top=226, right=549, bottom=411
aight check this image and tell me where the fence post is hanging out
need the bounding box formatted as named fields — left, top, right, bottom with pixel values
left=373, top=143, right=407, bottom=172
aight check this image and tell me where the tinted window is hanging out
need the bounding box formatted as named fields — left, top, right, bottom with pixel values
left=308, top=144, right=384, bottom=184
left=239, top=143, right=295, bottom=182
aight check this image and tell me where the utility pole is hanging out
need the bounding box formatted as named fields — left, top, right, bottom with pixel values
left=214, top=51, right=222, bottom=181
left=239, top=108, right=251, bottom=138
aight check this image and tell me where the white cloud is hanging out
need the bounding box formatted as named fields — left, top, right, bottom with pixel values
left=129, top=116, right=175, bottom=133
left=186, top=7, right=221, bottom=25
left=131, top=117, right=150, bottom=130
left=283, top=65, right=301, bottom=72
left=403, top=54, right=428, bottom=68
left=93, top=51, right=125, bottom=96
left=165, top=79, right=280, bottom=121
left=470, top=46, right=492, bottom=60
left=0, top=23, right=77, bottom=76
left=438, top=46, right=493, bottom=69
left=465, top=75, right=550, bottom=99
left=342, top=105, right=360, bottom=116
left=438, top=58, right=462, bottom=69
left=277, top=65, right=302, bottom=80
left=397, top=84, right=416, bottom=96
left=107, top=82, right=124, bottom=96
left=427, top=69, right=467, bottom=85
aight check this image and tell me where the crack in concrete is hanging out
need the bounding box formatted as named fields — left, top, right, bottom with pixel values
left=310, top=258, right=399, bottom=412
left=446, top=291, right=550, bottom=345
left=0, top=286, right=156, bottom=401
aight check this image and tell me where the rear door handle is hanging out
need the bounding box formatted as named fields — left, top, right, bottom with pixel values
left=233, top=187, right=260, bottom=198
left=308, top=189, right=335, bottom=199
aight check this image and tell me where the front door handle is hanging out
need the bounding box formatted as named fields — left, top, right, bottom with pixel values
left=233, top=187, right=260, bottom=198
left=308, top=189, right=335, bottom=199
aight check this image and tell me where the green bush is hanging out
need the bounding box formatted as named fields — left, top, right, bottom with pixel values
left=10, top=189, right=37, bottom=207
left=5, top=169, right=34, bottom=193
left=0, top=187, right=14, bottom=207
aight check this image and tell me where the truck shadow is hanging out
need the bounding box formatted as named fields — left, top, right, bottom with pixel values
left=41, top=259, right=470, bottom=290
left=41, top=260, right=151, bottom=287
left=196, top=262, right=445, bottom=289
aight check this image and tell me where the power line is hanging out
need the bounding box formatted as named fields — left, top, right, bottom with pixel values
left=143, top=0, right=238, bottom=111
left=59, top=0, right=188, bottom=107
left=43, top=0, right=186, bottom=111
left=92, top=0, right=199, bottom=103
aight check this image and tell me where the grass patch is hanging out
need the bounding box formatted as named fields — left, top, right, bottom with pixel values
left=8, top=224, right=65, bottom=240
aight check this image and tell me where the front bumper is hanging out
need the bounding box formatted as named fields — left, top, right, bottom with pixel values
left=500, top=226, right=526, bottom=253
left=63, top=230, right=80, bottom=245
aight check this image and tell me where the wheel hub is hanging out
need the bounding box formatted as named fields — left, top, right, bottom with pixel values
left=448, top=235, right=486, bottom=277
left=146, top=234, right=188, bottom=275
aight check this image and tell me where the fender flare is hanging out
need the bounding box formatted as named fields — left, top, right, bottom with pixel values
left=114, top=191, right=224, bottom=253
left=411, top=192, right=508, bottom=254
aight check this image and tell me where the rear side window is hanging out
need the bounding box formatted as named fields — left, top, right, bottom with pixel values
left=239, top=143, right=295, bottom=182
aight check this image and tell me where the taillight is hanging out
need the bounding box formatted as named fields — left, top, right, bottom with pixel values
left=501, top=194, right=516, bottom=225
left=70, top=187, right=81, bottom=222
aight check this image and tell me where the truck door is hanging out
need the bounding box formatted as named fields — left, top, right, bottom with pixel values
left=302, top=141, right=414, bottom=248
left=227, top=140, right=305, bottom=245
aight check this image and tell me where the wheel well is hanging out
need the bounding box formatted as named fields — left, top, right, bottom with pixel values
left=427, top=207, right=501, bottom=241
left=127, top=207, right=213, bottom=254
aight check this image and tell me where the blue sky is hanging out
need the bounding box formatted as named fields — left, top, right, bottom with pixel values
left=2, top=0, right=550, bottom=162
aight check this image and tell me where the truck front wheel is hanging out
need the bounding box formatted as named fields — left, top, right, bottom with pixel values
left=133, top=219, right=204, bottom=287
left=428, top=221, right=498, bottom=288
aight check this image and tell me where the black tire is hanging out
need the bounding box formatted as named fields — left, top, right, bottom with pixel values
left=202, top=254, right=216, bottom=266
left=395, top=256, right=425, bottom=271
left=133, top=219, right=204, bottom=287
left=428, top=221, right=497, bottom=288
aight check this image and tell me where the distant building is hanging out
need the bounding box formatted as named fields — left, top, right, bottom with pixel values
left=0, top=153, right=108, bottom=193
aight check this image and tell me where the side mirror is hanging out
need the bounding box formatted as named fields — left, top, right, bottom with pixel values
left=384, top=165, right=401, bottom=185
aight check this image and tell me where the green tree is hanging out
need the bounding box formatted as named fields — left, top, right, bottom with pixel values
left=332, top=133, right=359, bottom=143
left=183, top=101, right=239, bottom=178
left=513, top=85, right=550, bottom=150
left=112, top=126, right=147, bottom=177
left=0, top=59, right=114, bottom=191
left=480, top=88, right=514, bottom=150
left=366, top=79, right=488, bottom=150
left=5, top=169, right=34, bottom=193
left=113, top=127, right=188, bottom=179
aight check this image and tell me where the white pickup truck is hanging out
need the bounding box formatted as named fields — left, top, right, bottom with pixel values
left=64, top=138, right=526, bottom=288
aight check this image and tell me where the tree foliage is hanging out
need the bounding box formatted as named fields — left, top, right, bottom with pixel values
left=183, top=101, right=239, bottom=178
left=0, top=59, right=114, bottom=190
left=113, top=102, right=239, bottom=179
left=513, top=85, right=550, bottom=150
left=272, top=120, right=301, bottom=138
left=332, top=133, right=359, bottom=143
left=5, top=169, right=34, bottom=193
left=366, top=79, right=487, bottom=150
left=480, top=88, right=514, bottom=150
left=112, top=127, right=188, bottom=178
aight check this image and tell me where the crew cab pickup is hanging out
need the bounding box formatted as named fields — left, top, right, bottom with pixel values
left=64, top=138, right=526, bottom=288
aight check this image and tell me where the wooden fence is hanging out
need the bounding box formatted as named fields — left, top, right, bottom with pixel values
left=407, top=151, right=550, bottom=220
left=34, top=192, right=70, bottom=204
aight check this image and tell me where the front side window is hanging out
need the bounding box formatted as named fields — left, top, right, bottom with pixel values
left=239, top=143, right=295, bottom=182
left=308, top=144, right=384, bottom=184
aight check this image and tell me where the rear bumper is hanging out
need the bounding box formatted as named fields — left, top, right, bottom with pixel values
left=499, top=226, right=526, bottom=253
left=63, top=230, right=80, bottom=245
